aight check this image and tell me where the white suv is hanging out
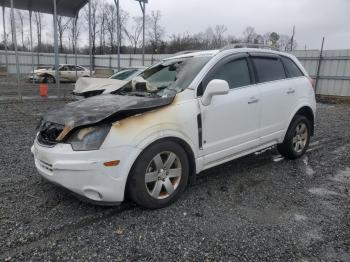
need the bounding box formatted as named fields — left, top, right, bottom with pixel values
left=32, top=48, right=316, bottom=209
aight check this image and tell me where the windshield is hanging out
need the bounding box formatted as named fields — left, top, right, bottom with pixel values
left=110, top=69, right=142, bottom=81
left=115, top=56, right=212, bottom=97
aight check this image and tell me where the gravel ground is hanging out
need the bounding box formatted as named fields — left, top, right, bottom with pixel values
left=0, top=100, right=349, bottom=261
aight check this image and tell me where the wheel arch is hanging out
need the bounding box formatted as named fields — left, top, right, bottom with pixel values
left=124, top=136, right=197, bottom=200
left=281, top=105, right=315, bottom=143
left=136, top=136, right=196, bottom=177
left=294, top=106, right=315, bottom=136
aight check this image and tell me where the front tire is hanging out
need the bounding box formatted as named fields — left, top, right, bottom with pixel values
left=277, top=115, right=311, bottom=159
left=44, top=75, right=56, bottom=84
left=127, top=141, right=189, bottom=209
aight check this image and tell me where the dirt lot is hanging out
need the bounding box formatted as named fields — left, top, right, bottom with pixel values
left=0, top=100, right=349, bottom=261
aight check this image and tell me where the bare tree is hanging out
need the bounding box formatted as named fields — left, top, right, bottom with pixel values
left=212, top=24, right=227, bottom=48
left=57, top=16, right=71, bottom=52
left=84, top=0, right=99, bottom=55
left=105, top=4, right=117, bottom=53
left=15, top=10, right=26, bottom=50
left=34, top=12, right=43, bottom=52
left=98, top=4, right=108, bottom=54
left=243, top=26, right=257, bottom=43
left=262, top=32, right=271, bottom=45
left=105, top=4, right=127, bottom=53
left=147, top=10, right=164, bottom=53
left=124, top=16, right=143, bottom=54
left=68, top=17, right=81, bottom=53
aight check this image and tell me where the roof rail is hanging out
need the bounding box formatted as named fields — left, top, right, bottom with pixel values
left=173, top=50, right=202, bottom=55
left=220, top=43, right=278, bottom=51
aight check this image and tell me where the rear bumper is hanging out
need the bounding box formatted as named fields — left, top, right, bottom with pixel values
left=31, top=140, right=141, bottom=204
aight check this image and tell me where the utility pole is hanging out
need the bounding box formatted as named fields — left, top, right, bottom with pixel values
left=88, top=0, right=92, bottom=76
left=315, top=37, right=325, bottom=93
left=136, top=0, right=148, bottom=66
left=113, top=0, right=121, bottom=71
left=290, top=25, right=295, bottom=51
left=2, top=7, right=8, bottom=69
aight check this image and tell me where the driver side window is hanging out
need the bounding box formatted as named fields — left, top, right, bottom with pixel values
left=198, top=58, right=252, bottom=96
left=210, top=58, right=251, bottom=89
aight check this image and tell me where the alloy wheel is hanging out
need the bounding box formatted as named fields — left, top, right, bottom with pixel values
left=292, top=122, right=308, bottom=153
left=145, top=151, right=182, bottom=199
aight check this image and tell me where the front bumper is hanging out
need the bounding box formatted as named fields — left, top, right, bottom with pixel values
left=29, top=74, right=44, bottom=82
left=31, top=140, right=141, bottom=204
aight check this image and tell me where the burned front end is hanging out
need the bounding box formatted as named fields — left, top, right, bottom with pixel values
left=37, top=121, right=65, bottom=146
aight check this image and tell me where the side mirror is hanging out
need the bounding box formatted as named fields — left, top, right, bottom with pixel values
left=201, top=79, right=229, bottom=106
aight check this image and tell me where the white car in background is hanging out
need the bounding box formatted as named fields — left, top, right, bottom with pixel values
left=32, top=48, right=316, bottom=209
left=29, top=64, right=91, bottom=83
left=72, top=67, right=145, bottom=99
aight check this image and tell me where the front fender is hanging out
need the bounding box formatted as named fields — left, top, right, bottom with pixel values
left=135, top=126, right=199, bottom=159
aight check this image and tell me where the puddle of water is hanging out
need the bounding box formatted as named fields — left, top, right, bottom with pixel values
left=294, top=214, right=308, bottom=222
left=331, top=168, right=350, bottom=184
left=309, top=141, right=320, bottom=147
left=272, top=155, right=284, bottom=162
left=303, top=156, right=316, bottom=177
left=305, top=229, right=323, bottom=241
left=308, top=187, right=339, bottom=196
left=332, top=145, right=349, bottom=155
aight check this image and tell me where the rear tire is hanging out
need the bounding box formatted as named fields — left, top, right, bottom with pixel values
left=127, top=141, right=189, bottom=209
left=277, top=115, right=311, bottom=160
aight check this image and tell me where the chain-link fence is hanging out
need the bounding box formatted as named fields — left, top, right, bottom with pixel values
left=1, top=49, right=349, bottom=100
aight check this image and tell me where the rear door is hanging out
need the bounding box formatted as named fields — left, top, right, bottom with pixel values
left=67, top=65, right=76, bottom=81
left=199, top=54, right=261, bottom=166
left=76, top=66, right=87, bottom=78
left=59, top=65, right=70, bottom=81
left=250, top=54, right=295, bottom=144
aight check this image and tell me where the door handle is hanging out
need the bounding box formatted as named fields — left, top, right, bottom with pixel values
left=287, top=88, right=295, bottom=94
left=248, top=97, right=259, bottom=104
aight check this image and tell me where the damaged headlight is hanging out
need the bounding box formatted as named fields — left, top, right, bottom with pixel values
left=66, top=124, right=111, bottom=151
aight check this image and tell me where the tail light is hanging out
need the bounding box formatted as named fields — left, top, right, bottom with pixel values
left=308, top=77, right=316, bottom=90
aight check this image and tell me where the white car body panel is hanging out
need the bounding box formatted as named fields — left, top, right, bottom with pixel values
left=32, top=48, right=316, bottom=204
left=29, top=64, right=91, bottom=82
left=200, top=84, right=261, bottom=166
left=74, top=77, right=127, bottom=94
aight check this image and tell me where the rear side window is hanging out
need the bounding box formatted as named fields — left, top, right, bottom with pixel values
left=208, top=58, right=251, bottom=89
left=280, top=56, right=304, bottom=78
left=252, top=57, right=286, bottom=83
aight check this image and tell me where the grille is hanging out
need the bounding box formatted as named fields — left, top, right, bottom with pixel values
left=39, top=159, right=53, bottom=172
left=37, top=122, right=64, bottom=146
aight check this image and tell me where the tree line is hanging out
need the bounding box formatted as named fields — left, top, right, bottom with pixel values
left=0, top=1, right=298, bottom=55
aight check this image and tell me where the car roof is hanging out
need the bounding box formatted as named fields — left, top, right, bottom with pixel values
left=164, top=50, right=220, bottom=60
left=220, top=47, right=297, bottom=58
left=164, top=48, right=297, bottom=61
left=59, top=64, right=85, bottom=67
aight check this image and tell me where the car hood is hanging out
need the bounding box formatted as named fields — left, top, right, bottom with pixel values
left=33, top=68, right=50, bottom=74
left=42, top=94, right=175, bottom=140
left=74, top=77, right=127, bottom=94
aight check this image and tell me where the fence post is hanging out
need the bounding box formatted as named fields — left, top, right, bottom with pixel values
left=109, top=55, right=112, bottom=69
left=315, top=37, right=325, bottom=93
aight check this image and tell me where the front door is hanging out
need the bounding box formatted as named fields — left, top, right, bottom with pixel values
left=199, top=55, right=261, bottom=166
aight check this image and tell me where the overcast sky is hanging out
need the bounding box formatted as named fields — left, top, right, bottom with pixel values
left=111, top=0, right=350, bottom=50
left=1, top=0, right=349, bottom=50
